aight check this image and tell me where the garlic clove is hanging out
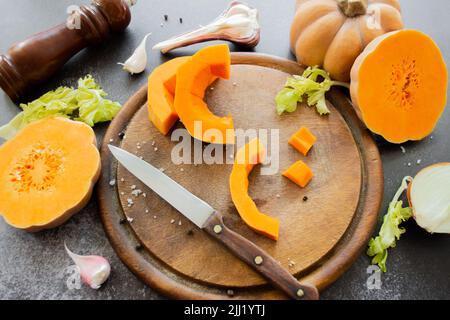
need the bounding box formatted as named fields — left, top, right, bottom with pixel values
left=152, top=1, right=260, bottom=54
left=125, top=0, right=137, bottom=6
left=65, top=243, right=111, bottom=290
left=408, top=163, right=450, bottom=234
left=118, top=33, right=152, bottom=75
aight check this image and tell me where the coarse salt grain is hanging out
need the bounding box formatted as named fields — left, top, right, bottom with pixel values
left=131, top=189, right=142, bottom=197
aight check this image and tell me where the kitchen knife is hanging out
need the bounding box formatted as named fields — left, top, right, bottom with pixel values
left=109, top=145, right=319, bottom=300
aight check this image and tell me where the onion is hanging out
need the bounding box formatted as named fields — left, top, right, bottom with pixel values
left=368, top=163, right=450, bottom=272
left=408, top=163, right=450, bottom=234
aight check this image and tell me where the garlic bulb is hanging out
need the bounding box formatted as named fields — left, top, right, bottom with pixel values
left=65, top=243, right=111, bottom=290
left=118, top=33, right=151, bottom=74
left=408, top=163, right=450, bottom=233
left=153, top=1, right=260, bottom=54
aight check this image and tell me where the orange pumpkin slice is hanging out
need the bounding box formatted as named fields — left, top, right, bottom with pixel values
left=288, top=127, right=317, bottom=156
left=229, top=138, right=279, bottom=240
left=0, top=117, right=101, bottom=232
left=174, top=44, right=234, bottom=144
left=350, top=30, right=448, bottom=143
left=147, top=57, right=190, bottom=135
left=283, top=160, right=313, bottom=188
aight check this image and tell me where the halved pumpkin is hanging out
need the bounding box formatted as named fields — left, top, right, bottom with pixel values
left=229, top=138, right=279, bottom=240
left=350, top=29, right=448, bottom=143
left=174, top=44, right=234, bottom=144
left=0, top=117, right=101, bottom=232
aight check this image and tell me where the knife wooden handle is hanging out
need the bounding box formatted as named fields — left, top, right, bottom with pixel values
left=204, top=212, right=319, bottom=300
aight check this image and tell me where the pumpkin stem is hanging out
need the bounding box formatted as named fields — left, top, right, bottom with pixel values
left=337, top=0, right=368, bottom=17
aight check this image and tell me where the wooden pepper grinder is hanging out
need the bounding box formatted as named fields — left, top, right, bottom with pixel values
left=0, top=0, right=135, bottom=101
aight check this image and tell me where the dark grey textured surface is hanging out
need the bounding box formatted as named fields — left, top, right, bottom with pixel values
left=0, top=0, right=449, bottom=300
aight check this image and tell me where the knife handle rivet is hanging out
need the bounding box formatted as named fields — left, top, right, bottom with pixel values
left=254, top=256, right=264, bottom=265
left=213, top=225, right=223, bottom=234
left=297, top=289, right=305, bottom=298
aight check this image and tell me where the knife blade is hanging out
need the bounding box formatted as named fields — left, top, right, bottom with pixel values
left=109, top=145, right=214, bottom=228
left=109, top=145, right=319, bottom=300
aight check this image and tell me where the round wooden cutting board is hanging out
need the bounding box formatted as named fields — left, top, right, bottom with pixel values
left=97, top=53, right=383, bottom=299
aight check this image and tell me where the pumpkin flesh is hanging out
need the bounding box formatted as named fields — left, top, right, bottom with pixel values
left=0, top=117, right=100, bottom=231
left=147, top=57, right=191, bottom=135
left=283, top=160, right=313, bottom=188
left=229, top=139, right=279, bottom=240
left=289, top=127, right=317, bottom=156
left=174, top=44, right=234, bottom=144
left=350, top=30, right=448, bottom=143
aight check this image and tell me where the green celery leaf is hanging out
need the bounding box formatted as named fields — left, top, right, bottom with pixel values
left=275, top=88, right=302, bottom=115
left=367, top=177, right=414, bottom=272
left=0, top=75, right=121, bottom=140
left=275, top=66, right=349, bottom=116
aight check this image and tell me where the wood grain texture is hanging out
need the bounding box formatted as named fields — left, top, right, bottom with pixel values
left=97, top=52, right=383, bottom=300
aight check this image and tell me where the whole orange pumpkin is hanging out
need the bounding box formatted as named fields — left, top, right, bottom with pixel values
left=290, top=0, right=403, bottom=81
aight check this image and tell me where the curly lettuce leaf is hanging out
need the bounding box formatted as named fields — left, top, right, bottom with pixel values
left=367, top=177, right=414, bottom=272
left=275, top=66, right=349, bottom=116
left=0, top=75, right=121, bottom=140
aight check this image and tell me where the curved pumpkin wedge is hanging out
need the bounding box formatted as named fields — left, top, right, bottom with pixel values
left=148, top=57, right=219, bottom=135
left=148, top=57, right=190, bottom=135
left=350, top=30, right=448, bottom=143
left=229, top=138, right=279, bottom=240
left=0, top=117, right=100, bottom=232
left=174, top=44, right=234, bottom=144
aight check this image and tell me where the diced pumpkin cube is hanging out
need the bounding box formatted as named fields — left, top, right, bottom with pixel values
left=288, top=127, right=317, bottom=156
left=283, top=160, right=313, bottom=188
